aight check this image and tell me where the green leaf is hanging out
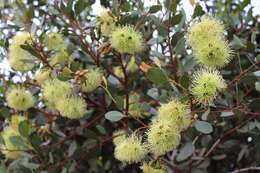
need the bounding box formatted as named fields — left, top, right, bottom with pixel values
left=201, top=109, right=210, bottom=121
left=220, top=111, right=234, bottom=117
left=96, top=125, right=106, bottom=134
left=176, top=142, right=195, bottom=162
left=170, top=13, right=182, bottom=26
left=164, top=0, right=181, bottom=13
left=149, top=5, right=162, bottom=13
left=249, top=98, right=260, bottom=111
left=29, top=133, right=42, bottom=152
left=192, top=4, right=205, bottom=18
left=238, top=122, right=256, bottom=133
left=255, top=82, right=260, bottom=92
left=68, top=141, right=77, bottom=157
left=121, top=2, right=131, bottom=12
left=10, top=136, right=26, bottom=148
left=0, top=39, right=5, bottom=47
left=171, top=31, right=184, bottom=48
left=0, top=165, right=6, bottom=173
left=231, top=35, right=246, bottom=49
left=195, top=120, right=213, bottom=134
left=84, top=139, right=97, bottom=149
left=75, top=0, right=88, bottom=15
left=19, top=121, right=30, bottom=137
left=27, top=5, right=34, bottom=19
left=239, top=0, right=251, bottom=10
left=255, top=120, right=260, bottom=130
left=65, top=0, right=74, bottom=17
left=105, top=111, right=124, bottom=122
left=174, top=37, right=186, bottom=54
left=147, top=67, right=169, bottom=86
left=256, top=54, right=260, bottom=62
left=180, top=74, right=190, bottom=89
left=0, top=107, right=10, bottom=118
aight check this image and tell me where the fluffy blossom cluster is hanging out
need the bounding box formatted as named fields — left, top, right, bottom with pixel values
left=188, top=17, right=230, bottom=104
left=97, top=10, right=116, bottom=36
left=0, top=115, right=31, bottom=159
left=191, top=68, right=226, bottom=104
left=45, top=32, right=67, bottom=50
left=143, top=99, right=190, bottom=156
left=34, top=68, right=52, bottom=85
left=111, top=25, right=143, bottom=54
left=114, top=134, right=147, bottom=163
left=147, top=119, right=180, bottom=156
left=6, top=86, right=35, bottom=111
left=8, top=32, right=35, bottom=72
left=81, top=68, right=103, bottom=93
left=188, top=17, right=232, bottom=68
left=112, top=100, right=189, bottom=163
left=42, top=79, right=72, bottom=107
left=56, top=96, right=87, bottom=119
left=158, top=99, right=190, bottom=130
left=42, top=78, right=87, bottom=119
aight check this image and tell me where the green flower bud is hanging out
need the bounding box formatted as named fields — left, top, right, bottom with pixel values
left=192, top=38, right=232, bottom=68
left=8, top=32, right=35, bottom=72
left=97, top=10, right=116, bottom=36
left=147, top=119, right=180, bottom=156
left=114, top=135, right=147, bottom=163
left=158, top=99, right=191, bottom=130
left=6, top=86, right=35, bottom=111
left=42, top=79, right=72, bottom=107
left=81, top=69, right=103, bottom=93
left=188, top=16, right=225, bottom=47
left=111, top=26, right=143, bottom=54
left=56, top=96, right=87, bottom=119
left=34, top=69, right=52, bottom=85
left=191, top=68, right=226, bottom=104
left=45, top=32, right=67, bottom=50
left=188, top=17, right=232, bottom=68
left=113, top=129, right=127, bottom=146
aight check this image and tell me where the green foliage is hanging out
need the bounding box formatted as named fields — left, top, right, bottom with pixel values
left=105, top=111, right=124, bottom=122
left=146, top=67, right=169, bottom=87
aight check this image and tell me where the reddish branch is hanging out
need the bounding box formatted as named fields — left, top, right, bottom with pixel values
left=118, top=54, right=130, bottom=128
left=54, top=2, right=99, bottom=66
left=228, top=61, right=260, bottom=88
left=31, top=42, right=54, bottom=70
left=166, top=8, right=178, bottom=81
left=194, top=112, right=260, bottom=168
left=76, top=135, right=115, bottom=165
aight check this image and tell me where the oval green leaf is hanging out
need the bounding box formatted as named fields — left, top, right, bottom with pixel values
left=195, top=120, right=213, bottom=134
left=105, top=111, right=124, bottom=122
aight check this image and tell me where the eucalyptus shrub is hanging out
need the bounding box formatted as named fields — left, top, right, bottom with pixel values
left=0, top=0, right=260, bottom=173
